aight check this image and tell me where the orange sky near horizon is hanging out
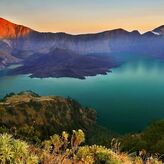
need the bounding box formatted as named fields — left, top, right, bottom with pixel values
left=1, top=0, right=164, bottom=34
left=7, top=16, right=163, bottom=34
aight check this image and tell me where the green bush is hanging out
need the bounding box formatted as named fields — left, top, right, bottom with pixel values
left=0, top=133, right=39, bottom=164
left=121, top=120, right=164, bottom=156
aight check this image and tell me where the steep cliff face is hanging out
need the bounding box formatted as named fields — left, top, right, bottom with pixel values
left=14, top=29, right=141, bottom=55
left=48, top=29, right=141, bottom=54
left=0, top=18, right=142, bottom=56
left=0, top=18, right=32, bottom=39
left=0, top=18, right=33, bottom=66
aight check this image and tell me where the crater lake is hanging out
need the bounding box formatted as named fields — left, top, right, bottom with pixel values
left=0, top=59, right=164, bottom=133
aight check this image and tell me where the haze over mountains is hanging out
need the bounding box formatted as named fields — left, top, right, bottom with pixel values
left=0, top=17, right=164, bottom=78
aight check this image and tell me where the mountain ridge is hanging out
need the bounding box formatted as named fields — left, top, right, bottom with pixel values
left=153, top=25, right=164, bottom=35
left=0, top=18, right=164, bottom=79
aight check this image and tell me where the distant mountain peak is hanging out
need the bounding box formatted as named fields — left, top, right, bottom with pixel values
left=131, top=30, right=140, bottom=34
left=0, top=17, right=33, bottom=39
left=152, top=25, right=164, bottom=35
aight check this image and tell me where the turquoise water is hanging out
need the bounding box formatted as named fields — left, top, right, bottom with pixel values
left=0, top=59, right=164, bottom=133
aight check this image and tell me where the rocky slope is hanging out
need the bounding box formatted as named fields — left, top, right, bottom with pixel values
left=0, top=40, right=20, bottom=68
left=0, top=91, right=96, bottom=140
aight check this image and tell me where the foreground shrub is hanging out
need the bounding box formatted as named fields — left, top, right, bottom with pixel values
left=0, top=133, right=39, bottom=164
left=40, top=130, right=162, bottom=164
left=0, top=130, right=162, bottom=164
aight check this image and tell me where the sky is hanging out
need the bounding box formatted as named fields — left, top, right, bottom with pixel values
left=0, top=0, right=164, bottom=34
